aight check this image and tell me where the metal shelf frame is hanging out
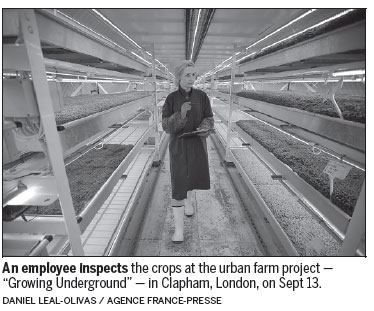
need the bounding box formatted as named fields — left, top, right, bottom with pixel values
left=208, top=15, right=366, bottom=257
left=238, top=21, right=365, bottom=76
left=2, top=9, right=171, bottom=256
left=210, top=90, right=365, bottom=158
left=3, top=9, right=84, bottom=255
left=211, top=93, right=365, bottom=255
left=3, top=9, right=170, bottom=81
left=211, top=19, right=364, bottom=80
left=206, top=12, right=366, bottom=255
left=212, top=97, right=365, bottom=255
left=59, top=95, right=154, bottom=157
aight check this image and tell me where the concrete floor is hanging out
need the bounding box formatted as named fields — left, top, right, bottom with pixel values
left=133, top=137, right=265, bottom=256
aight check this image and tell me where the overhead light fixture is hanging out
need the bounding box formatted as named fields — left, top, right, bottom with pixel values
left=226, top=9, right=357, bottom=68
left=48, top=78, right=131, bottom=83
left=47, top=71, right=138, bottom=82
left=57, top=10, right=173, bottom=74
left=200, top=9, right=317, bottom=78
left=93, top=10, right=173, bottom=76
left=333, top=69, right=365, bottom=77
left=258, top=9, right=356, bottom=55
left=201, top=9, right=317, bottom=77
left=45, top=71, right=88, bottom=79
left=236, top=52, right=257, bottom=64
left=56, top=10, right=128, bottom=55
left=3, top=72, right=19, bottom=78
left=190, top=9, right=202, bottom=60
left=92, top=9, right=142, bottom=50
left=131, top=52, right=152, bottom=65
left=237, top=9, right=318, bottom=64
left=245, top=9, right=316, bottom=53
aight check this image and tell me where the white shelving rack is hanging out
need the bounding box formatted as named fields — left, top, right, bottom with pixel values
left=205, top=9, right=366, bottom=256
left=2, top=9, right=170, bottom=256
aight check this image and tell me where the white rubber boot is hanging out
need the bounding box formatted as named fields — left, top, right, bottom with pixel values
left=184, top=191, right=194, bottom=217
left=172, top=206, right=184, bottom=243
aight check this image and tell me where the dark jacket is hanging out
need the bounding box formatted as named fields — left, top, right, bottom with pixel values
left=162, top=87, right=214, bottom=200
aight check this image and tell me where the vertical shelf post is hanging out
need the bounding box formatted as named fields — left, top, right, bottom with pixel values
left=339, top=180, right=366, bottom=256
left=150, top=44, right=160, bottom=162
left=19, top=9, right=84, bottom=255
left=210, top=74, right=215, bottom=105
left=225, top=45, right=239, bottom=162
left=211, top=74, right=215, bottom=91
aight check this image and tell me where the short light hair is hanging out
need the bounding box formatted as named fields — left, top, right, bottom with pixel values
left=174, top=60, right=195, bottom=86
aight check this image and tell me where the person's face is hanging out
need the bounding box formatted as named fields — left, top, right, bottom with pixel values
left=179, top=66, right=196, bottom=90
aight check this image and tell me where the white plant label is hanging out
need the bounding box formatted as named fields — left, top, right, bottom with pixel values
left=323, top=160, right=352, bottom=197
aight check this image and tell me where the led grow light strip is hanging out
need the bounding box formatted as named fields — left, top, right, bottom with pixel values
left=237, top=9, right=317, bottom=63
left=233, top=10, right=315, bottom=64
left=131, top=52, right=152, bottom=65
left=92, top=9, right=142, bottom=50
left=201, top=9, right=325, bottom=79
left=56, top=10, right=173, bottom=77
left=257, top=9, right=356, bottom=56
left=246, top=10, right=316, bottom=52
left=46, top=71, right=88, bottom=79
left=272, top=79, right=363, bottom=83
left=3, top=72, right=19, bottom=77
left=47, top=78, right=131, bottom=83
left=209, top=9, right=357, bottom=77
left=92, top=10, right=171, bottom=75
left=200, top=10, right=316, bottom=78
left=46, top=70, right=164, bottom=83
left=56, top=10, right=128, bottom=55
left=333, top=69, right=365, bottom=77
left=190, top=9, right=202, bottom=60
left=147, top=55, right=171, bottom=77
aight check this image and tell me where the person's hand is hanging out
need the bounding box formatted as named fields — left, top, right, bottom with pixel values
left=181, top=102, right=191, bottom=119
left=196, top=127, right=210, bottom=137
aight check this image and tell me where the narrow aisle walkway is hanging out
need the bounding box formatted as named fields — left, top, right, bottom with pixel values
left=133, top=137, right=265, bottom=256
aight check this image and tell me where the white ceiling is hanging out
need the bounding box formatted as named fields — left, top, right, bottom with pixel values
left=98, top=9, right=304, bottom=76
left=99, top=9, right=185, bottom=71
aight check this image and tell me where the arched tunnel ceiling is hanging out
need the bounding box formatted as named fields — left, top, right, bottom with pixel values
left=98, top=9, right=186, bottom=73
left=97, top=9, right=303, bottom=76
left=194, top=9, right=304, bottom=75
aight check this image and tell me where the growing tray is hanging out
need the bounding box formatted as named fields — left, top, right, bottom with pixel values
left=236, top=119, right=365, bottom=217
left=234, top=90, right=365, bottom=124
left=25, top=143, right=133, bottom=216
left=56, top=91, right=152, bottom=125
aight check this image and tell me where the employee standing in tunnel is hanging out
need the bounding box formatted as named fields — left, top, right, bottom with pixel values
left=162, top=60, right=214, bottom=243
